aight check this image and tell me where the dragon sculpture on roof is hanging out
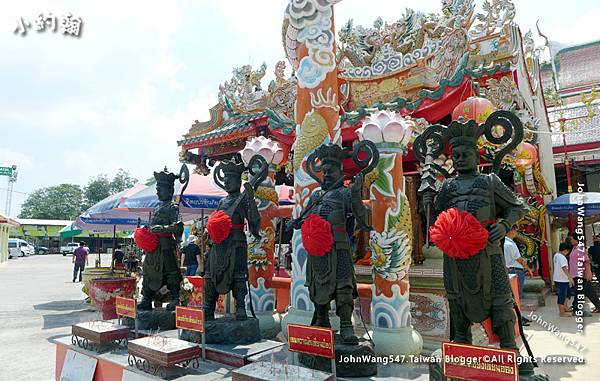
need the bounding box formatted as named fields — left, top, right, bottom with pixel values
left=218, top=62, right=296, bottom=117
left=334, top=0, right=475, bottom=80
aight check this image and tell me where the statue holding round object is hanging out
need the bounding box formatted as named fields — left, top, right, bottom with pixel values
left=452, top=96, right=496, bottom=124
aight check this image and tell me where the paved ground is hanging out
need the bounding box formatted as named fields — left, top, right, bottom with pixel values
left=522, top=291, right=600, bottom=380
left=0, top=253, right=111, bottom=381
left=1, top=254, right=599, bottom=380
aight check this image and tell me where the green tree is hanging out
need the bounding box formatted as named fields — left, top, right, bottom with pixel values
left=144, top=176, right=157, bottom=186
left=110, top=169, right=137, bottom=193
left=82, top=169, right=138, bottom=209
left=19, top=184, right=83, bottom=220
left=83, top=174, right=112, bottom=210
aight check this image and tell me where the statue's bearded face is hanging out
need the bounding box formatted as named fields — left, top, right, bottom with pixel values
left=322, top=161, right=343, bottom=190
left=156, top=184, right=174, bottom=202
left=223, top=174, right=242, bottom=194
left=451, top=145, right=479, bottom=174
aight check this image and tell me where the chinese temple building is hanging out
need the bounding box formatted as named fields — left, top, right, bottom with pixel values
left=541, top=41, right=600, bottom=194
left=178, top=0, right=557, bottom=354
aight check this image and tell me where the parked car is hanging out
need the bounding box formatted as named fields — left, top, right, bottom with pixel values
left=34, top=245, right=49, bottom=255
left=8, top=239, right=35, bottom=258
left=60, top=242, right=80, bottom=256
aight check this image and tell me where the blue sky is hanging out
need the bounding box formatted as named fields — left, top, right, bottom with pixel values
left=2, top=0, right=600, bottom=217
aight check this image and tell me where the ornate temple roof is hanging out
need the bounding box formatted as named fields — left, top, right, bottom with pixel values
left=179, top=0, right=545, bottom=171
left=178, top=111, right=267, bottom=149
left=554, top=41, right=600, bottom=93
left=549, top=102, right=600, bottom=148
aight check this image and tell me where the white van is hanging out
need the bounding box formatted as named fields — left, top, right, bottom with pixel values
left=8, top=239, right=35, bottom=258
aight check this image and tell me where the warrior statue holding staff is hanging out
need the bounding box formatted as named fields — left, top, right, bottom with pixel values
left=137, top=167, right=185, bottom=311
left=288, top=142, right=378, bottom=345
left=204, top=156, right=265, bottom=321
left=416, top=111, right=547, bottom=380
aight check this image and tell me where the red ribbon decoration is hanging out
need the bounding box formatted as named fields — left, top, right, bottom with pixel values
left=207, top=210, right=233, bottom=244
left=301, top=214, right=334, bottom=257
left=134, top=226, right=159, bottom=253
left=429, top=208, right=489, bottom=260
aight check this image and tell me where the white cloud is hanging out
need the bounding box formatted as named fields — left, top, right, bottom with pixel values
left=544, top=9, right=600, bottom=45
left=0, top=148, right=34, bottom=171
left=168, top=79, right=185, bottom=91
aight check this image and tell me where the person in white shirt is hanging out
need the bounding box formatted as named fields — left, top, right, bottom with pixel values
left=504, top=226, right=534, bottom=326
left=504, top=226, right=534, bottom=300
left=553, top=243, right=574, bottom=317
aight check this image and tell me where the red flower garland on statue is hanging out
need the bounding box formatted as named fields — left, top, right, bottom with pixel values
left=429, top=208, right=489, bottom=260
left=207, top=210, right=233, bottom=244
left=301, top=214, right=334, bottom=257
left=134, top=226, right=159, bottom=253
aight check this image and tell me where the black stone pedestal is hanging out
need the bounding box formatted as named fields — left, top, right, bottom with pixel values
left=181, top=316, right=261, bottom=344
left=123, top=308, right=175, bottom=331
left=298, top=335, right=377, bottom=378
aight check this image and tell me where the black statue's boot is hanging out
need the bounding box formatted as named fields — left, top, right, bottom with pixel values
left=204, top=302, right=216, bottom=321
left=234, top=281, right=248, bottom=321
left=166, top=290, right=179, bottom=311
left=449, top=301, right=472, bottom=344
left=205, top=309, right=215, bottom=320
left=203, top=279, right=217, bottom=320
left=494, top=320, right=535, bottom=376
left=313, top=304, right=331, bottom=327
left=138, top=290, right=154, bottom=311
left=235, top=302, right=248, bottom=321
left=337, top=304, right=358, bottom=345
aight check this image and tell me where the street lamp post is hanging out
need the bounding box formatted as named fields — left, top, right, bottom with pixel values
left=2, top=165, right=17, bottom=216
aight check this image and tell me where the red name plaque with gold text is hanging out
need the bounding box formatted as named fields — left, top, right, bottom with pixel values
left=175, top=306, right=204, bottom=333
left=287, top=324, right=334, bottom=359
left=442, top=342, right=518, bottom=381
left=115, top=296, right=137, bottom=318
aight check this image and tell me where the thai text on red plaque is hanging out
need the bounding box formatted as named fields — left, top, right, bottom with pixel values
left=175, top=306, right=204, bottom=333
left=115, top=296, right=136, bottom=318
left=287, top=324, right=334, bottom=359
left=442, top=342, right=518, bottom=381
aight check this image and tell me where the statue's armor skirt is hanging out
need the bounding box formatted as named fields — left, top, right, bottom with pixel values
left=206, top=240, right=248, bottom=295
left=142, top=237, right=181, bottom=292
left=205, top=195, right=252, bottom=295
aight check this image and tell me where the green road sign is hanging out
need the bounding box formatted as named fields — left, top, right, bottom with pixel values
left=0, top=167, right=13, bottom=177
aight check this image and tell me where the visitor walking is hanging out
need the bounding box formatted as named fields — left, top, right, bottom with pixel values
left=181, top=235, right=201, bottom=276
left=72, top=242, right=88, bottom=283
left=504, top=226, right=534, bottom=325
left=504, top=226, right=534, bottom=296
left=553, top=243, right=574, bottom=317
left=567, top=236, right=600, bottom=316
left=588, top=235, right=600, bottom=282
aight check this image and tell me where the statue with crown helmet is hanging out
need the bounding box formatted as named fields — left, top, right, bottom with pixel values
left=288, top=141, right=378, bottom=346
left=137, top=167, right=184, bottom=311
left=204, top=155, right=263, bottom=321
left=415, top=111, right=548, bottom=380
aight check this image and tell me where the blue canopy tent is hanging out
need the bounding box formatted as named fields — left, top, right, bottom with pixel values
left=76, top=184, right=151, bottom=267
left=118, top=174, right=225, bottom=219
left=546, top=192, right=600, bottom=218
left=119, top=175, right=294, bottom=217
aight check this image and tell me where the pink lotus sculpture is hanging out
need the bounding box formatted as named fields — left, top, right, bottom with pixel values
left=356, top=110, right=414, bottom=149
